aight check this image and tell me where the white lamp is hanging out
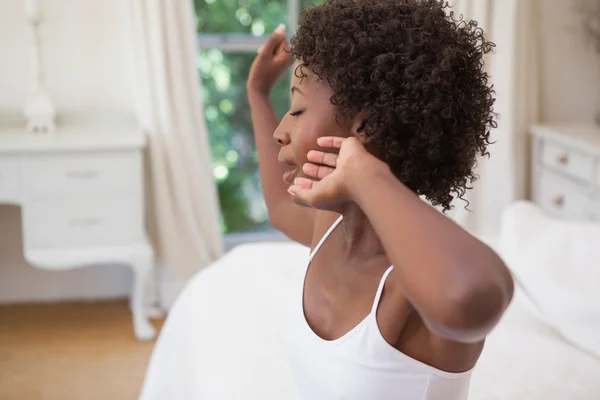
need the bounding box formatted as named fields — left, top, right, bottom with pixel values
left=24, top=0, right=56, bottom=134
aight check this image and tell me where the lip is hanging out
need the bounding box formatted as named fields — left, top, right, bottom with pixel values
left=283, top=168, right=297, bottom=185
left=278, top=156, right=297, bottom=185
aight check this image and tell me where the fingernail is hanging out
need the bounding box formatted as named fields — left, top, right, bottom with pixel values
left=275, top=24, right=285, bottom=35
left=257, top=45, right=263, bottom=54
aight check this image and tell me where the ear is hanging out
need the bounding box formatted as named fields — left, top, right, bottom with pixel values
left=351, top=112, right=368, bottom=145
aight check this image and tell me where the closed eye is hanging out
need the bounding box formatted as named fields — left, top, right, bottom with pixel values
left=290, top=109, right=305, bottom=117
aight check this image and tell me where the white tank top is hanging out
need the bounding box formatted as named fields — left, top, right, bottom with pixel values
left=285, top=216, right=473, bottom=400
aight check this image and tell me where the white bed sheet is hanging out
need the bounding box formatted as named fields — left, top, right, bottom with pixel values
left=139, top=241, right=600, bottom=400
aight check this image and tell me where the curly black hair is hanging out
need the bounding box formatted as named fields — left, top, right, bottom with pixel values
left=290, top=0, right=497, bottom=211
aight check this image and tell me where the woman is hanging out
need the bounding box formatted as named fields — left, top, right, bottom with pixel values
left=247, top=1, right=514, bottom=398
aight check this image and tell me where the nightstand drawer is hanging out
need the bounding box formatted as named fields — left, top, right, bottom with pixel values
left=23, top=198, right=142, bottom=249
left=22, top=151, right=139, bottom=199
left=537, top=171, right=590, bottom=220
left=0, top=157, right=19, bottom=201
left=541, top=141, right=594, bottom=182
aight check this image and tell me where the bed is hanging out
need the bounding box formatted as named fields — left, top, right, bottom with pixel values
left=139, top=203, right=600, bottom=399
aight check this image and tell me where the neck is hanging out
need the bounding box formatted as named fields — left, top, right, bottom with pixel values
left=340, top=203, right=385, bottom=260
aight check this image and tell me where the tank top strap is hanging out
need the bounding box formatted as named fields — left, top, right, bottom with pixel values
left=371, top=266, right=395, bottom=314
left=308, top=215, right=344, bottom=262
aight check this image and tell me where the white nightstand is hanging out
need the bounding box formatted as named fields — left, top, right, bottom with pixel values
left=0, top=115, right=156, bottom=340
left=530, top=125, right=600, bottom=222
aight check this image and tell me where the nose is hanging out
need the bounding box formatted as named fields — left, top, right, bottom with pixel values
left=273, top=127, right=291, bottom=146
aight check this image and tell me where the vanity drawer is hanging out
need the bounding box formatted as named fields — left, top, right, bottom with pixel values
left=23, top=197, right=142, bottom=249
left=541, top=140, right=594, bottom=182
left=0, top=157, right=20, bottom=201
left=536, top=171, right=590, bottom=220
left=21, top=151, right=139, bottom=199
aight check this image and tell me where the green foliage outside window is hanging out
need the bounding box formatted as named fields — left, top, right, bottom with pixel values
left=194, top=0, right=323, bottom=234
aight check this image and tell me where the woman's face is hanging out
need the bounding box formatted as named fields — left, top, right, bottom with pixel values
left=274, top=67, right=355, bottom=186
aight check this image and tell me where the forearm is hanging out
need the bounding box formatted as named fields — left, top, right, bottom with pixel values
left=248, top=90, right=315, bottom=244
left=349, top=162, right=513, bottom=341
left=248, top=90, right=291, bottom=211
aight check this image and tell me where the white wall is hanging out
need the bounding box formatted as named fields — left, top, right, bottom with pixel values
left=0, top=0, right=137, bottom=303
left=539, top=0, right=600, bottom=124
left=0, top=0, right=136, bottom=113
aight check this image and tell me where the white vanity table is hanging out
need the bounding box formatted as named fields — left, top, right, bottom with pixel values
left=0, top=116, right=156, bottom=341
left=531, top=124, right=600, bottom=222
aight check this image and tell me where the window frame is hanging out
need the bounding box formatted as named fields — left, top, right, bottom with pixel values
left=197, top=0, right=301, bottom=246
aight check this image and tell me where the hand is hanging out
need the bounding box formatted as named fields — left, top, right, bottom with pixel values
left=287, top=137, right=387, bottom=212
left=247, top=24, right=294, bottom=96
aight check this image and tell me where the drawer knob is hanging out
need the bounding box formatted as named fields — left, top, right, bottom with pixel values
left=552, top=195, right=565, bottom=208
left=66, top=170, right=99, bottom=179
left=556, top=154, right=569, bottom=166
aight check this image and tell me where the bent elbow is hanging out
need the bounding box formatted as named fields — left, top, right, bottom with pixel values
left=430, top=262, right=514, bottom=343
left=456, top=280, right=513, bottom=340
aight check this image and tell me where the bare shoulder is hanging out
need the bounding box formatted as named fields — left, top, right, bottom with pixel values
left=381, top=280, right=485, bottom=374
left=427, top=330, right=485, bottom=373
left=396, top=308, right=485, bottom=374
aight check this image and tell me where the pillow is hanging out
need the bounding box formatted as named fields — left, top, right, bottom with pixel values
left=499, top=201, right=600, bottom=359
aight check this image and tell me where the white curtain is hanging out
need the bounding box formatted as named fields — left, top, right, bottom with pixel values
left=445, top=0, right=542, bottom=236
left=128, top=0, right=224, bottom=309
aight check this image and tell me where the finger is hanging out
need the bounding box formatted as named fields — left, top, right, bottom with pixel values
left=258, top=24, right=286, bottom=55
left=274, top=39, right=293, bottom=64
left=317, top=136, right=344, bottom=149
left=293, top=176, right=316, bottom=189
left=273, top=40, right=294, bottom=68
left=303, top=162, right=334, bottom=179
left=307, top=150, right=338, bottom=167
left=287, top=184, right=314, bottom=206
left=274, top=39, right=287, bottom=55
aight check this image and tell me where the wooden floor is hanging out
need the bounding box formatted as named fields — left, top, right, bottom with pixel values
left=0, top=300, right=164, bottom=400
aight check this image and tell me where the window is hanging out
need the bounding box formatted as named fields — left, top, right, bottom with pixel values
left=194, top=0, right=323, bottom=235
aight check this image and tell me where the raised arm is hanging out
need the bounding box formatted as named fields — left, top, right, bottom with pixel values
left=347, top=157, right=513, bottom=343
left=288, top=137, right=514, bottom=343
left=247, top=26, right=315, bottom=247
